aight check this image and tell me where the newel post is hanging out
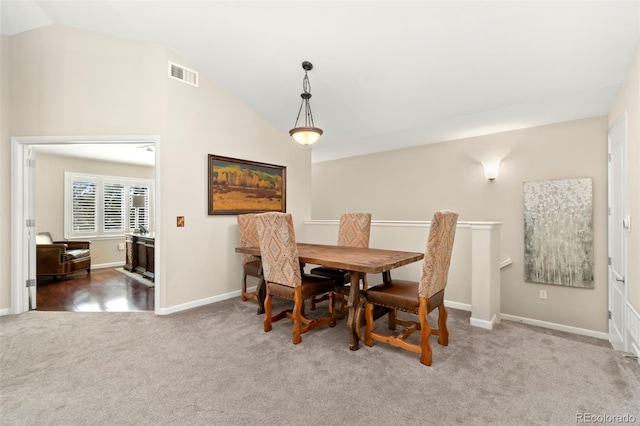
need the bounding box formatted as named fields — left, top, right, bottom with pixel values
left=469, top=222, right=502, bottom=329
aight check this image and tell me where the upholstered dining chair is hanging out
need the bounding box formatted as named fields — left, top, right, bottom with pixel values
left=255, top=212, right=336, bottom=344
left=364, top=210, right=458, bottom=366
left=310, top=213, right=372, bottom=317
left=237, top=214, right=262, bottom=303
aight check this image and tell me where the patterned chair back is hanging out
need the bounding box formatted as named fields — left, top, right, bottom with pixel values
left=337, top=213, right=372, bottom=248
left=419, top=211, right=458, bottom=299
left=237, top=214, right=260, bottom=265
left=255, top=212, right=302, bottom=288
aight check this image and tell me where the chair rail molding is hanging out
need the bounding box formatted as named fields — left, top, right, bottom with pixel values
left=303, top=219, right=503, bottom=330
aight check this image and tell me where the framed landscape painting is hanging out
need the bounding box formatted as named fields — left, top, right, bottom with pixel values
left=208, top=154, right=286, bottom=215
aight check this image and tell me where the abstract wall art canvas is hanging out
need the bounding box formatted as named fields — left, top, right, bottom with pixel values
left=523, top=178, right=594, bottom=288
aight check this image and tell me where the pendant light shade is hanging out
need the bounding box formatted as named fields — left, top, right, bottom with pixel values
left=289, top=126, right=323, bottom=145
left=290, top=61, right=323, bottom=146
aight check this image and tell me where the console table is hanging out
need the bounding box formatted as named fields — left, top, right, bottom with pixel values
left=124, top=233, right=155, bottom=281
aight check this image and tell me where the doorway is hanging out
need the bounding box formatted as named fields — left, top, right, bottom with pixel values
left=10, top=136, right=160, bottom=314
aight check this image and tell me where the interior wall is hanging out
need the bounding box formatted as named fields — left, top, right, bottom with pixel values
left=34, top=152, right=154, bottom=266
left=0, top=35, right=10, bottom=311
left=161, top=48, right=311, bottom=308
left=3, top=25, right=311, bottom=312
left=608, top=41, right=640, bottom=310
left=312, top=116, right=608, bottom=332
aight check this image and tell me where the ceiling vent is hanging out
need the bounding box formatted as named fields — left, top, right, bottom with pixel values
left=169, top=61, right=198, bottom=87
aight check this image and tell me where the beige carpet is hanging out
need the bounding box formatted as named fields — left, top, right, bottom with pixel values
left=114, top=267, right=154, bottom=287
left=1, top=299, right=638, bottom=425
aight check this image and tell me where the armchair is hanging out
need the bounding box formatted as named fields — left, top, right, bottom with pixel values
left=36, top=232, right=91, bottom=279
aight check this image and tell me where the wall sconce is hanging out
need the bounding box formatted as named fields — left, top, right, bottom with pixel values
left=289, top=61, right=323, bottom=146
left=482, top=161, right=500, bottom=181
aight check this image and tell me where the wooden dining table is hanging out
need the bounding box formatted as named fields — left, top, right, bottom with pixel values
left=235, top=243, right=424, bottom=350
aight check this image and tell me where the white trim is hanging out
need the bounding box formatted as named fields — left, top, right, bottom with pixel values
left=11, top=135, right=160, bottom=315
left=631, top=342, right=640, bottom=365
left=92, top=261, right=125, bottom=270
left=501, top=313, right=609, bottom=340
left=499, top=258, right=513, bottom=269
left=470, top=314, right=499, bottom=330
left=625, top=301, right=640, bottom=362
left=156, top=290, right=241, bottom=315
left=444, top=300, right=471, bottom=312
left=304, top=219, right=501, bottom=230
left=0, top=308, right=13, bottom=317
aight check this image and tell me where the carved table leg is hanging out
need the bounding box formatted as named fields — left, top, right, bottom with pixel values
left=347, top=271, right=361, bottom=350
left=255, top=264, right=266, bottom=315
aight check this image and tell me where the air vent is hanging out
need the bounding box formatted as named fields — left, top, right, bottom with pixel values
left=168, top=61, right=198, bottom=87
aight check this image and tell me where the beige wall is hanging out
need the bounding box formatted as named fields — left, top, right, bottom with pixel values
left=2, top=26, right=311, bottom=312
left=159, top=49, right=311, bottom=308
left=312, top=116, right=609, bottom=332
left=34, top=153, right=154, bottom=266
left=609, top=42, right=640, bottom=310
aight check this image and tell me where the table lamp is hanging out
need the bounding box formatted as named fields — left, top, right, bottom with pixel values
left=132, top=195, right=146, bottom=233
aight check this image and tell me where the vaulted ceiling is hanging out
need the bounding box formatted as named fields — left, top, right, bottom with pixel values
left=2, top=1, right=639, bottom=164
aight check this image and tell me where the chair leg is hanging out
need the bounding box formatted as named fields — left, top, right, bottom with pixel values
left=263, top=292, right=273, bottom=332
left=329, top=292, right=336, bottom=328
left=292, top=287, right=303, bottom=344
left=241, top=273, right=248, bottom=301
left=388, top=308, right=397, bottom=330
left=418, top=299, right=433, bottom=366
left=364, top=302, right=374, bottom=347
left=437, top=303, right=449, bottom=346
left=310, top=295, right=317, bottom=310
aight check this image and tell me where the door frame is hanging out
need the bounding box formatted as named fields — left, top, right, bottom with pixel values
left=607, top=111, right=628, bottom=351
left=11, top=135, right=161, bottom=314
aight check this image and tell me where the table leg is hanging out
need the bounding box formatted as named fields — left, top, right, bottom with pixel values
left=256, top=264, right=266, bottom=315
left=347, top=271, right=361, bottom=350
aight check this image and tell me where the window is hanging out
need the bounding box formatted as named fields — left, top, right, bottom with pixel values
left=65, top=172, right=154, bottom=239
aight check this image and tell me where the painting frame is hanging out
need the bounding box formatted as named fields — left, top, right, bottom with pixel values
left=523, top=177, right=594, bottom=288
left=207, top=154, right=286, bottom=215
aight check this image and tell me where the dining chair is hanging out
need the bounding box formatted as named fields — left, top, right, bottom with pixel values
left=237, top=214, right=262, bottom=303
left=309, top=212, right=372, bottom=317
left=255, top=212, right=336, bottom=344
left=364, top=210, right=458, bottom=366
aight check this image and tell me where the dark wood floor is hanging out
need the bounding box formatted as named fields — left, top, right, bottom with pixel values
left=36, top=268, right=154, bottom=312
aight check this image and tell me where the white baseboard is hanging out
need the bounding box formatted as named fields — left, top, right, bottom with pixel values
left=0, top=308, right=13, bottom=316
left=156, top=290, right=242, bottom=315
left=444, top=300, right=471, bottom=311
left=470, top=314, right=499, bottom=330
left=501, top=313, right=608, bottom=340
left=92, top=261, right=125, bottom=270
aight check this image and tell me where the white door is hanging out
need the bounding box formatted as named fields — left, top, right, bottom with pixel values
left=608, top=112, right=628, bottom=351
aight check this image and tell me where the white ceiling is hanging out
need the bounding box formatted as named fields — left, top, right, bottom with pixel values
left=2, top=1, right=639, bottom=165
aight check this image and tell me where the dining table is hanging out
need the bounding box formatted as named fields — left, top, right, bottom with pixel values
left=235, top=243, right=424, bottom=350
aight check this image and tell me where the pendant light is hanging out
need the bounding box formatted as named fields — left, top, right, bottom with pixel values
left=289, top=61, right=323, bottom=145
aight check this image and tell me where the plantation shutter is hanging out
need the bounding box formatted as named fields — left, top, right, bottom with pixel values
left=71, top=180, right=97, bottom=233
left=103, top=182, right=125, bottom=232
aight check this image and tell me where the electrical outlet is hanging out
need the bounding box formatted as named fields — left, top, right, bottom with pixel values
left=118, top=243, right=125, bottom=251
left=539, top=290, right=547, bottom=299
